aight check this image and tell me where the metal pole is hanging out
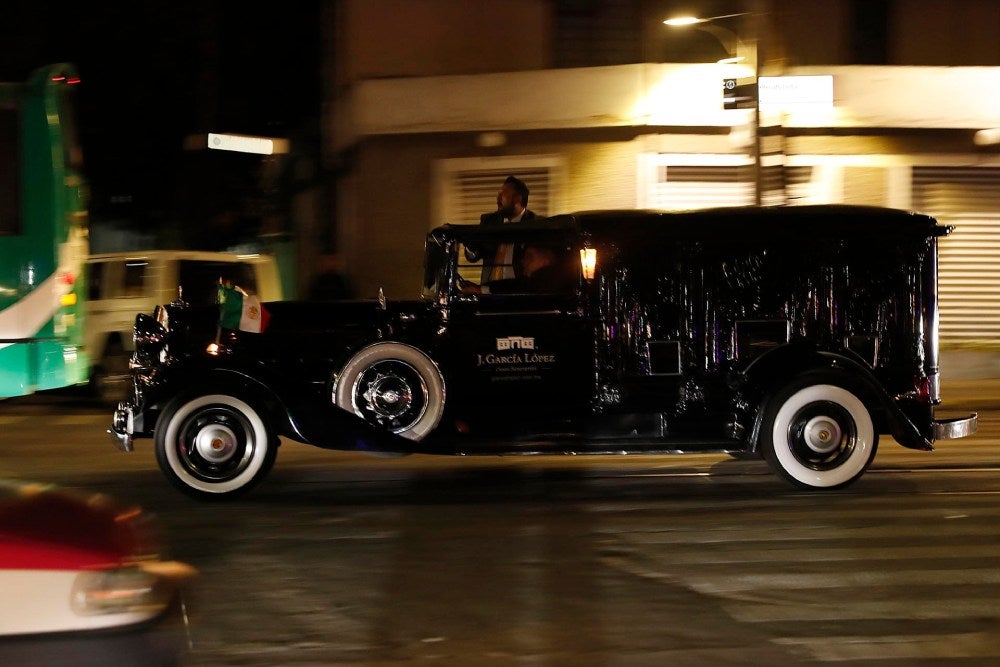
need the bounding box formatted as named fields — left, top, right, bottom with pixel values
left=754, top=38, right=762, bottom=205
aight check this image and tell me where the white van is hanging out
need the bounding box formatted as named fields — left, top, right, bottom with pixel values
left=85, top=251, right=282, bottom=404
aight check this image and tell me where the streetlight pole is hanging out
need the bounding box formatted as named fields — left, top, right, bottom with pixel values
left=664, top=12, right=762, bottom=205
left=750, top=15, right=762, bottom=206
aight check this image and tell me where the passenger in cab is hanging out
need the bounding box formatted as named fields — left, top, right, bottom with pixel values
left=459, top=243, right=577, bottom=295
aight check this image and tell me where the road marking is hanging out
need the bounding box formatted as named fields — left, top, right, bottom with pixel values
left=726, top=598, right=1000, bottom=622
left=682, top=567, right=1000, bottom=594
left=774, top=632, right=1000, bottom=661
left=0, top=415, right=105, bottom=426
left=871, top=466, right=1000, bottom=475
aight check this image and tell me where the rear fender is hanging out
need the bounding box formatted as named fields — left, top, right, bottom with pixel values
left=739, top=345, right=932, bottom=451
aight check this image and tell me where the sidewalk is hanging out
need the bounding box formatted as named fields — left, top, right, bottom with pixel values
left=941, top=349, right=1000, bottom=381
left=940, top=377, right=1000, bottom=410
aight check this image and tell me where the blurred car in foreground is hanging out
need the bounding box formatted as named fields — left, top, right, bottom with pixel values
left=0, top=478, right=195, bottom=666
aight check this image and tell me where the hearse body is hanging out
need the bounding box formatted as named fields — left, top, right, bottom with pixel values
left=110, top=206, right=977, bottom=498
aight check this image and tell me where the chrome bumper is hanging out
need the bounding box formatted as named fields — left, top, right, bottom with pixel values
left=108, top=402, right=136, bottom=452
left=932, top=413, right=978, bottom=440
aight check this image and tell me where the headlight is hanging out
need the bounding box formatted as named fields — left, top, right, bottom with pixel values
left=71, top=562, right=195, bottom=617
left=133, top=313, right=168, bottom=368
left=134, top=313, right=167, bottom=348
left=153, top=304, right=170, bottom=331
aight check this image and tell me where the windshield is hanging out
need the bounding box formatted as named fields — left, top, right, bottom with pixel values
left=422, top=235, right=452, bottom=300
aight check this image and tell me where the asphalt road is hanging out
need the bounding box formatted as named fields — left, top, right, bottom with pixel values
left=2, top=380, right=999, bottom=665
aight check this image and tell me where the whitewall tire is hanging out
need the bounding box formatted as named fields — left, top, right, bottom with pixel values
left=334, top=342, right=445, bottom=441
left=155, top=394, right=277, bottom=500
left=761, top=382, right=878, bottom=490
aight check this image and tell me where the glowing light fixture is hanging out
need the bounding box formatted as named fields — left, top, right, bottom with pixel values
left=663, top=11, right=761, bottom=205
left=580, top=248, right=597, bottom=280
left=974, top=128, right=1000, bottom=146
left=207, top=133, right=289, bottom=155
left=664, top=16, right=705, bottom=26
left=664, top=13, right=745, bottom=27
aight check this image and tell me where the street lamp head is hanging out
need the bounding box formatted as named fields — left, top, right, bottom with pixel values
left=662, top=12, right=756, bottom=66
left=664, top=16, right=706, bottom=27
left=662, top=9, right=763, bottom=206
left=663, top=12, right=748, bottom=27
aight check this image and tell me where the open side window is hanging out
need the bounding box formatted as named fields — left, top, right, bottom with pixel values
left=456, top=237, right=581, bottom=297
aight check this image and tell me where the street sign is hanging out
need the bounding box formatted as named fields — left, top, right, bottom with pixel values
left=723, top=78, right=757, bottom=110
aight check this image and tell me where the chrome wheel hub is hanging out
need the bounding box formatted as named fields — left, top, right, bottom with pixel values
left=362, top=372, right=413, bottom=420
left=194, top=424, right=238, bottom=463
left=803, top=415, right=842, bottom=454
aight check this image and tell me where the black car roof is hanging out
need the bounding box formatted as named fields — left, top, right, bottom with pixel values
left=430, top=205, right=949, bottom=245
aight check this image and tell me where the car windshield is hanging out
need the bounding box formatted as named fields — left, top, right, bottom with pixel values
left=421, top=235, right=452, bottom=300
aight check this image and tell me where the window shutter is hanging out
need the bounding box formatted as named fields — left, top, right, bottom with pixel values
left=914, top=167, right=1000, bottom=344
left=785, top=166, right=815, bottom=203
left=448, top=167, right=553, bottom=224
left=652, top=165, right=754, bottom=210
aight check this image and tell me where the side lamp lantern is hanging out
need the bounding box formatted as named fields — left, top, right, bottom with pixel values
left=580, top=247, right=597, bottom=280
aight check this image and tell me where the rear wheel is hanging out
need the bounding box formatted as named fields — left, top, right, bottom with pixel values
left=760, top=380, right=878, bottom=490
left=154, top=394, right=277, bottom=500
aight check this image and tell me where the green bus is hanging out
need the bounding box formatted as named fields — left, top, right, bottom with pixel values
left=0, top=64, right=89, bottom=397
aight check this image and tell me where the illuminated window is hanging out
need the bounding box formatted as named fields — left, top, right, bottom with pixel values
left=639, top=153, right=814, bottom=209
left=639, top=154, right=754, bottom=210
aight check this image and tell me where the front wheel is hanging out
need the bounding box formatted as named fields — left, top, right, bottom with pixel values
left=155, top=394, right=278, bottom=500
left=760, top=381, right=878, bottom=490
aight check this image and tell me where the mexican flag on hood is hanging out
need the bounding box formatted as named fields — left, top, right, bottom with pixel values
left=218, top=282, right=270, bottom=333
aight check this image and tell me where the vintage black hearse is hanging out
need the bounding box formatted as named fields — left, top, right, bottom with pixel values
left=110, top=205, right=977, bottom=499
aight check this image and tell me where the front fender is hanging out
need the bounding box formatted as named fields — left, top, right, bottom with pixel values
left=142, top=364, right=412, bottom=454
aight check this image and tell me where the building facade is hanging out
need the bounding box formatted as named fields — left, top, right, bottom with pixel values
left=323, top=0, right=1000, bottom=373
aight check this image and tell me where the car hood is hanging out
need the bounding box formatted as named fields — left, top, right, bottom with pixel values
left=261, top=298, right=431, bottom=332
left=0, top=479, right=157, bottom=570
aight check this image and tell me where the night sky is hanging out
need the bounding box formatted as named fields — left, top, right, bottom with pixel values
left=2, top=2, right=322, bottom=226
